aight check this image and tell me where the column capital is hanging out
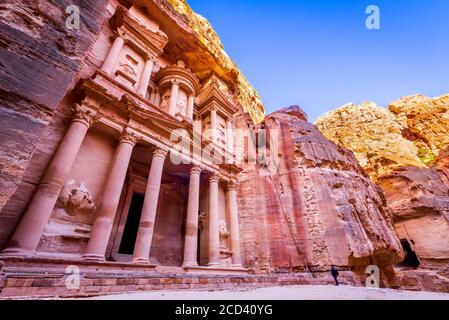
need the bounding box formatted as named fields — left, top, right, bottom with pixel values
left=144, top=53, right=157, bottom=62
left=119, top=130, right=138, bottom=146
left=209, top=172, right=221, bottom=184
left=190, top=165, right=202, bottom=176
left=171, top=79, right=180, bottom=86
left=153, top=147, right=169, bottom=159
left=227, top=180, right=240, bottom=192
left=72, top=104, right=95, bottom=128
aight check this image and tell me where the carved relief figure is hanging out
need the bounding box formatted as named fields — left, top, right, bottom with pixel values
left=177, top=90, right=188, bottom=116
left=160, top=90, right=171, bottom=112
left=199, top=211, right=207, bottom=231
left=219, top=219, right=230, bottom=239
left=56, top=180, right=96, bottom=216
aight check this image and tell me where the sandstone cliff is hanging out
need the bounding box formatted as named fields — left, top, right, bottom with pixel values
left=0, top=0, right=109, bottom=246
left=315, top=95, right=449, bottom=181
left=238, top=106, right=403, bottom=273
left=315, top=94, right=449, bottom=268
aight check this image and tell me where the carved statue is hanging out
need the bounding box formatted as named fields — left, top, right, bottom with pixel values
left=198, top=211, right=207, bottom=230
left=219, top=219, right=230, bottom=239
left=56, top=180, right=96, bottom=216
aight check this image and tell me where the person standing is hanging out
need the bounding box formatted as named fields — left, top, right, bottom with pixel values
left=331, top=266, right=340, bottom=286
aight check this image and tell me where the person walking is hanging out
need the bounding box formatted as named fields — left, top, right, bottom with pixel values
left=331, top=266, right=339, bottom=286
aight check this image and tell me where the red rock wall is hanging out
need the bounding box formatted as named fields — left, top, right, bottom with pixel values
left=0, top=0, right=109, bottom=249
left=377, top=164, right=449, bottom=264
left=238, top=106, right=404, bottom=272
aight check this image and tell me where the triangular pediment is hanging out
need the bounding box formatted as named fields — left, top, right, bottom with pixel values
left=197, top=75, right=238, bottom=114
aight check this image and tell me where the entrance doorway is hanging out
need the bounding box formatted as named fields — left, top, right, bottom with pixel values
left=118, top=193, right=145, bottom=255
left=399, top=239, right=420, bottom=269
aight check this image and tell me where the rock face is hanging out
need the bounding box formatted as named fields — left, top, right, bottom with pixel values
left=0, top=0, right=109, bottom=246
left=316, top=95, right=449, bottom=181
left=389, top=94, right=449, bottom=163
left=315, top=94, right=449, bottom=273
left=315, top=102, right=425, bottom=181
left=377, top=167, right=449, bottom=264
left=238, top=106, right=403, bottom=273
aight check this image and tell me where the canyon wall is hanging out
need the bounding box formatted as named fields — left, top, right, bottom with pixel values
left=238, top=106, right=403, bottom=273
left=0, top=0, right=109, bottom=248
left=316, top=95, right=449, bottom=271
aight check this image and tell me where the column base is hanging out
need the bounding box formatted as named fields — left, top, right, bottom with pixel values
left=231, top=264, right=243, bottom=268
left=182, top=261, right=199, bottom=268
left=0, top=248, right=35, bottom=258
left=81, top=254, right=105, bottom=262
left=132, top=257, right=150, bottom=264
left=207, top=262, right=222, bottom=267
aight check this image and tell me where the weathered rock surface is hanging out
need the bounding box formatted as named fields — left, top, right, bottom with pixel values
left=432, top=146, right=449, bottom=187
left=315, top=101, right=425, bottom=181
left=389, top=94, right=449, bottom=163
left=315, top=94, right=449, bottom=270
left=0, top=0, right=108, bottom=247
left=238, top=106, right=403, bottom=272
left=316, top=95, right=449, bottom=181
left=377, top=166, right=449, bottom=265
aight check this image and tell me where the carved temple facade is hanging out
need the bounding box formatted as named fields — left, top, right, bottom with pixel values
left=0, top=3, right=249, bottom=273
left=4, top=0, right=446, bottom=297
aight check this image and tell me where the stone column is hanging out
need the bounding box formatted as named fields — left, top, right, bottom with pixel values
left=208, top=173, right=221, bottom=266
left=1, top=106, right=94, bottom=257
left=137, top=56, right=156, bottom=97
left=182, top=166, right=202, bottom=267
left=154, top=90, right=161, bottom=107
left=187, top=95, right=195, bottom=120
left=168, top=80, right=180, bottom=116
left=102, top=35, right=124, bottom=75
left=210, top=109, right=217, bottom=143
left=227, top=180, right=242, bottom=267
left=82, top=131, right=137, bottom=262
left=132, top=148, right=168, bottom=263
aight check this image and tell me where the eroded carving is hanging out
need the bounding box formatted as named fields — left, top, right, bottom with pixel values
left=56, top=180, right=96, bottom=216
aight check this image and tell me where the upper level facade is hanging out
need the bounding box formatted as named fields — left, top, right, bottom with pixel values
left=78, top=1, right=255, bottom=181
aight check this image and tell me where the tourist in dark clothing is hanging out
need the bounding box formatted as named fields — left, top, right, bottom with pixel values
left=331, top=266, right=339, bottom=286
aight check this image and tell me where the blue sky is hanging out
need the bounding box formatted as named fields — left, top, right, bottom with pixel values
left=188, top=0, right=449, bottom=121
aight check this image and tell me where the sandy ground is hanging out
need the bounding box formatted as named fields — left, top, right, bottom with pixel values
left=84, top=285, right=449, bottom=300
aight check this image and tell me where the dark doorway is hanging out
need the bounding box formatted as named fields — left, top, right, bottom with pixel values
left=399, top=239, right=420, bottom=269
left=119, top=193, right=145, bottom=255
